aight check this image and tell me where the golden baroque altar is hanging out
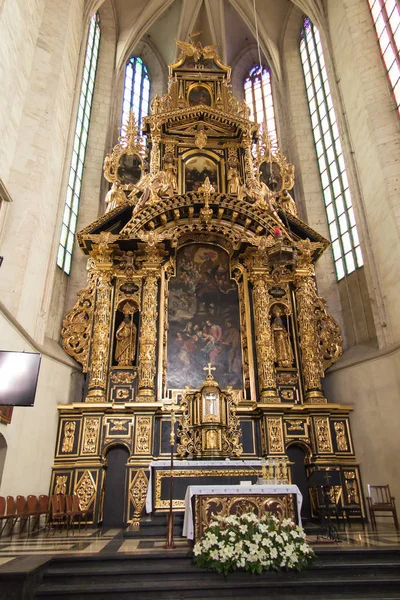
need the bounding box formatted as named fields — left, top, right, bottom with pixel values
left=51, top=39, right=365, bottom=526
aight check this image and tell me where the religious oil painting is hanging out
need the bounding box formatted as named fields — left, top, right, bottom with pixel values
left=117, top=153, right=142, bottom=185
left=167, top=243, right=243, bottom=390
left=188, top=85, right=212, bottom=107
left=185, top=156, right=218, bottom=192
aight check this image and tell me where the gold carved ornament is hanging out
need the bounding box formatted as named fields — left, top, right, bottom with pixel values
left=110, top=371, right=137, bottom=385
left=315, top=298, right=343, bottom=369
left=343, top=471, right=360, bottom=504
left=134, top=416, right=152, bottom=454
left=267, top=418, right=284, bottom=453
left=55, top=475, right=68, bottom=495
left=109, top=419, right=131, bottom=432
left=103, top=111, right=146, bottom=187
left=82, top=417, right=100, bottom=454
left=334, top=421, right=348, bottom=451
left=176, top=391, right=199, bottom=457
left=75, top=470, right=96, bottom=512
left=129, top=469, right=148, bottom=525
left=221, top=390, right=243, bottom=457
left=61, top=284, right=95, bottom=371
left=61, top=422, right=76, bottom=453
left=195, top=494, right=295, bottom=540
left=314, top=417, right=333, bottom=453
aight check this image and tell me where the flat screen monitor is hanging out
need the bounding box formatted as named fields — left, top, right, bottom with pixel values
left=0, top=351, right=41, bottom=407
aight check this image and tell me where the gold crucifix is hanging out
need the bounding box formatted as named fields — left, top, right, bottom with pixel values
left=204, top=362, right=216, bottom=379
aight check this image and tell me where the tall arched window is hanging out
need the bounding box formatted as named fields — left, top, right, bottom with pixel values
left=57, top=13, right=101, bottom=275
left=121, top=57, right=150, bottom=131
left=244, top=65, right=278, bottom=148
left=300, top=17, right=363, bottom=281
left=368, top=0, right=400, bottom=114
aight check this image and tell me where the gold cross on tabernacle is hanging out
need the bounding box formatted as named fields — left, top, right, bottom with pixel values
left=204, top=362, right=216, bottom=378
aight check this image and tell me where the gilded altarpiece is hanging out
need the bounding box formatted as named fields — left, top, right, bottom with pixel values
left=51, top=39, right=366, bottom=525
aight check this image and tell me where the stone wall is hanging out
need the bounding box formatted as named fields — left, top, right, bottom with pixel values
left=326, top=0, right=400, bottom=347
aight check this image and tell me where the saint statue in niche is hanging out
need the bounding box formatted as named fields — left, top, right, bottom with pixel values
left=271, top=305, right=294, bottom=368
left=206, top=429, right=218, bottom=449
left=115, top=314, right=137, bottom=366
left=163, top=153, right=178, bottom=193
left=227, top=158, right=241, bottom=195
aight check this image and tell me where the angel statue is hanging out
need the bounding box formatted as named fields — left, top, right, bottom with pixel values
left=176, top=32, right=218, bottom=62
left=105, top=182, right=127, bottom=213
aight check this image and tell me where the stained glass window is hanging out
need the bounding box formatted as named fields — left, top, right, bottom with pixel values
left=121, top=56, right=150, bottom=131
left=244, top=65, right=278, bottom=149
left=300, top=17, right=363, bottom=280
left=368, top=0, right=400, bottom=113
left=57, top=13, right=101, bottom=275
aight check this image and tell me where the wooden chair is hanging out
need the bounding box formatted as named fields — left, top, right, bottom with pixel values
left=48, top=494, right=67, bottom=534
left=65, top=495, right=82, bottom=535
left=14, top=496, right=29, bottom=536
left=0, top=496, right=16, bottom=536
left=367, top=485, right=399, bottom=530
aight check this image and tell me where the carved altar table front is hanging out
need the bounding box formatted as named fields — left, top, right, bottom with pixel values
left=182, top=484, right=303, bottom=540
left=145, top=460, right=263, bottom=512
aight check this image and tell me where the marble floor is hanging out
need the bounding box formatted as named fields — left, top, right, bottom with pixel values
left=0, top=523, right=399, bottom=570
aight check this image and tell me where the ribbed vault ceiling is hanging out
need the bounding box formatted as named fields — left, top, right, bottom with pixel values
left=87, top=0, right=325, bottom=78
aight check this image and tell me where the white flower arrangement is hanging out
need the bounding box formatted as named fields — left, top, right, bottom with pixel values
left=193, top=513, right=315, bottom=576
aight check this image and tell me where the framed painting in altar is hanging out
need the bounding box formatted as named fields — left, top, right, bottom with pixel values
left=166, top=243, right=243, bottom=390
left=188, top=84, right=212, bottom=107
left=184, top=155, right=218, bottom=193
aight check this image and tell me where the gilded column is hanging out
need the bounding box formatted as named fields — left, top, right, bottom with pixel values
left=86, top=235, right=116, bottom=402
left=137, top=270, right=159, bottom=400
left=150, top=128, right=161, bottom=177
left=250, top=273, right=279, bottom=402
left=294, top=268, right=326, bottom=403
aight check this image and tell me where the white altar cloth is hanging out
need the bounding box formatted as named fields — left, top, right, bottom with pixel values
left=182, top=484, right=303, bottom=540
left=145, top=459, right=262, bottom=513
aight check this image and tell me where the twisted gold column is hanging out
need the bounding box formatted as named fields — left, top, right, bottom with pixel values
left=86, top=259, right=114, bottom=403
left=294, top=270, right=326, bottom=403
left=137, top=270, right=159, bottom=401
left=251, top=274, right=279, bottom=402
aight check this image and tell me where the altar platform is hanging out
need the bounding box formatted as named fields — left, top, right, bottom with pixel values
left=0, top=525, right=400, bottom=599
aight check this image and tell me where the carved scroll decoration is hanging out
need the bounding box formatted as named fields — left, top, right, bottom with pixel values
left=267, top=417, right=284, bottom=453
left=82, top=417, right=100, bottom=454
left=134, top=416, right=152, bottom=454
left=75, top=470, right=96, bottom=511
left=55, top=475, right=68, bottom=495
left=61, top=284, right=95, bottom=371
left=61, top=422, right=76, bottom=453
left=334, top=421, right=348, bottom=451
left=315, top=298, right=343, bottom=369
left=315, top=417, right=333, bottom=453
left=130, top=469, right=148, bottom=525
